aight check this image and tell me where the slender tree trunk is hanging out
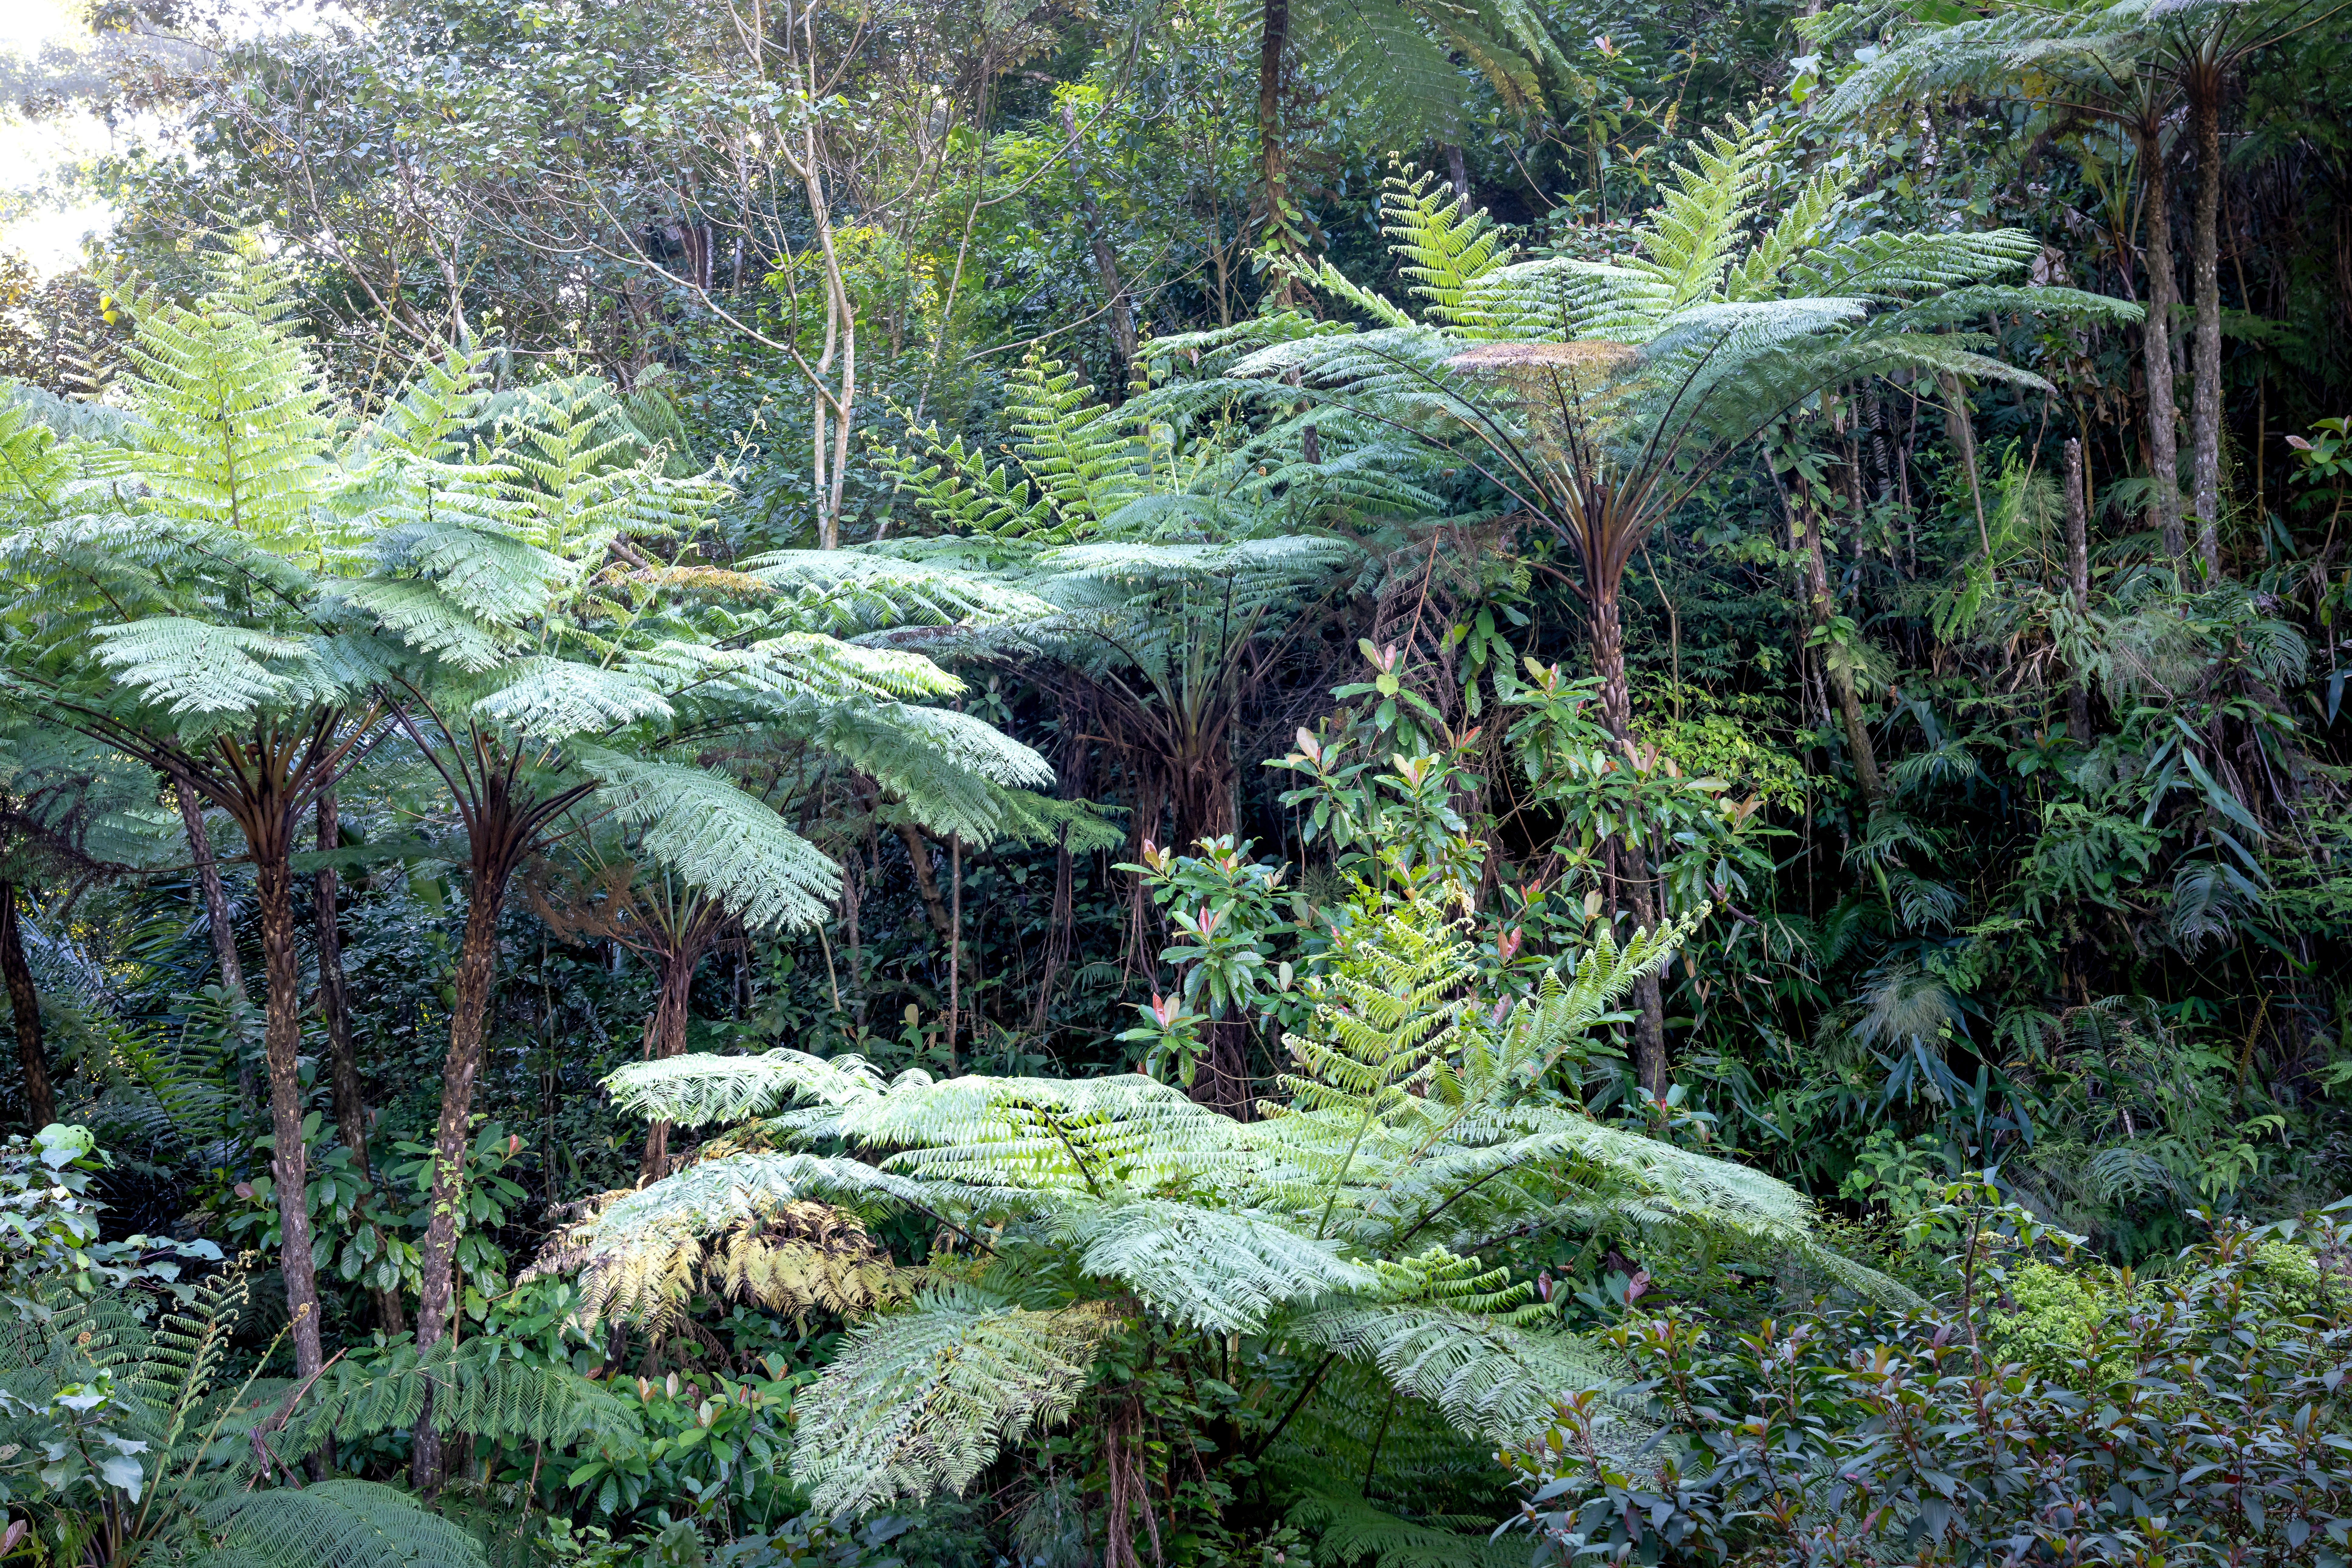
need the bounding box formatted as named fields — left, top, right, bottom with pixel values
left=411, top=839, right=518, bottom=1489
left=1197, top=1020, right=1253, bottom=1120
left=1443, top=143, right=1469, bottom=199
left=2139, top=122, right=2186, bottom=561
left=252, top=831, right=325, bottom=1385
left=1, top=883, right=53, bottom=1128
left=2065, top=438, right=2094, bottom=742
left=1586, top=590, right=1668, bottom=1098
left=898, top=824, right=952, bottom=939
left=1060, top=100, right=1135, bottom=376
left=174, top=774, right=247, bottom=1000
left=636, top=948, right=702, bottom=1184
left=1792, top=485, right=1883, bottom=806
left=1258, top=0, right=1294, bottom=300
left=1033, top=826, right=1074, bottom=1035
left=1940, top=373, right=1992, bottom=571
left=315, top=795, right=367, bottom=1176
left=2188, top=64, right=2224, bottom=572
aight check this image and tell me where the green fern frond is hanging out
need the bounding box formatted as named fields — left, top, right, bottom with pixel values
left=575, top=745, right=841, bottom=931
left=196, top=1479, right=492, bottom=1568
left=1289, top=1491, right=1526, bottom=1568
left=1051, top=1200, right=1376, bottom=1333
left=788, top=1284, right=1116, bottom=1515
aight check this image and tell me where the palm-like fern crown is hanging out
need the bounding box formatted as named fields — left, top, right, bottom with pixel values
left=575, top=891, right=1907, bottom=1529
left=1817, top=0, right=2180, bottom=126
left=1224, top=116, right=2136, bottom=586
left=0, top=250, right=389, bottom=733
left=344, top=348, right=1069, bottom=920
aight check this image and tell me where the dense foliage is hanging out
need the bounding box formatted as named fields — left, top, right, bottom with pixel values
left=0, top=0, right=2348, bottom=1560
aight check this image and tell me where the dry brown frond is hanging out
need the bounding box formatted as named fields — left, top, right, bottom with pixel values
left=524, top=1190, right=916, bottom=1332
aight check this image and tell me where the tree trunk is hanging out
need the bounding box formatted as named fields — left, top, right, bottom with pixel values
left=636, top=947, right=702, bottom=1184
left=2065, top=438, right=2093, bottom=742
left=1792, top=484, right=1883, bottom=806
left=174, top=773, right=247, bottom=1000
left=410, top=843, right=517, bottom=1489
left=1, top=883, right=53, bottom=1128
left=1586, top=591, right=1668, bottom=1098
left=897, top=824, right=952, bottom=939
left=2139, top=122, right=2186, bottom=562
left=315, top=795, right=368, bottom=1177
left=1194, top=1018, right=1253, bottom=1121
left=1443, top=143, right=1469, bottom=199
left=253, top=835, right=325, bottom=1385
left=1940, top=373, right=1992, bottom=571
left=2187, top=65, right=2224, bottom=572
left=1060, top=100, right=1136, bottom=377
left=1257, top=0, right=1294, bottom=299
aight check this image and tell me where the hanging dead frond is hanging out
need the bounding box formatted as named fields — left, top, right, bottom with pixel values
left=525, top=1188, right=913, bottom=1331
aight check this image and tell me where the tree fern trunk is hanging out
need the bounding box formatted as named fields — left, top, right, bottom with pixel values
left=1792, top=481, right=1883, bottom=807
left=252, top=809, right=326, bottom=1387
left=2066, top=437, right=2094, bottom=743
left=1, top=882, right=52, bottom=1129
left=1587, top=591, right=1669, bottom=1098
left=174, top=771, right=248, bottom=1002
left=1257, top=0, right=1294, bottom=300
left=412, top=828, right=522, bottom=1489
left=2188, top=56, right=2224, bottom=572
left=2139, top=119, right=2186, bottom=562
left=637, top=946, right=702, bottom=1184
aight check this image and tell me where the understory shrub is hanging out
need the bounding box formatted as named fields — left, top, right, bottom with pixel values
left=1507, top=1210, right=2352, bottom=1566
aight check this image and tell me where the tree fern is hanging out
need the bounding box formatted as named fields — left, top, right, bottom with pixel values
left=577, top=887, right=1900, bottom=1531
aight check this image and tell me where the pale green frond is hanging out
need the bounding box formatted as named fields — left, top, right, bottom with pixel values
left=850, top=1074, right=1243, bottom=1198
left=472, top=658, right=675, bottom=737
left=1378, top=163, right=1517, bottom=332
left=282, top=1340, right=635, bottom=1453
left=1053, top=1200, right=1376, bottom=1334
left=335, top=580, right=511, bottom=672
left=375, top=517, right=571, bottom=627
left=576, top=744, right=841, bottom=930
left=788, top=1284, right=1115, bottom=1515
left=604, top=1048, right=895, bottom=1128
left=573, top=1151, right=942, bottom=1252
left=743, top=549, right=1058, bottom=632
left=1288, top=1300, right=1632, bottom=1448
left=90, top=619, right=326, bottom=716
left=1725, top=164, right=1856, bottom=300
left=1634, top=123, right=1767, bottom=311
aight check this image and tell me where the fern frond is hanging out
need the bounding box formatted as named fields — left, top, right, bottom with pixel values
left=575, top=745, right=841, bottom=931
left=1052, top=1200, right=1376, bottom=1333
left=788, top=1284, right=1116, bottom=1514
left=196, top=1479, right=492, bottom=1568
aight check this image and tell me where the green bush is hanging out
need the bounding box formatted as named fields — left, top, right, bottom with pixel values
left=1506, top=1210, right=2352, bottom=1566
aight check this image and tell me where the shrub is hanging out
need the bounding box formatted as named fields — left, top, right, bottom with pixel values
left=1506, top=1211, right=2352, bottom=1566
